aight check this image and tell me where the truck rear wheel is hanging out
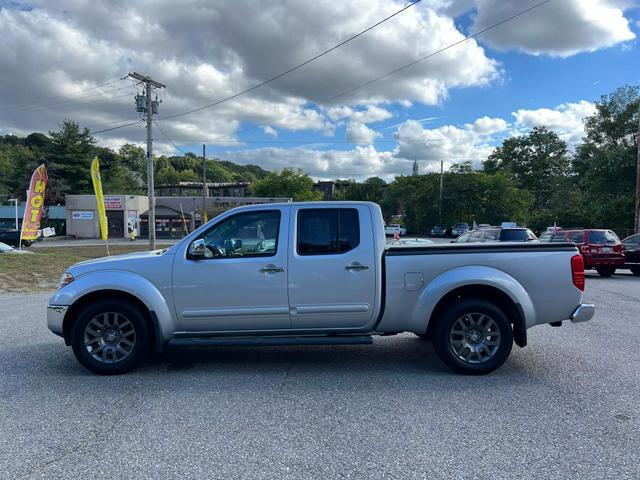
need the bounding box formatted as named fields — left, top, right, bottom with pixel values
left=70, top=298, right=150, bottom=375
left=596, top=266, right=616, bottom=277
left=432, top=298, right=513, bottom=375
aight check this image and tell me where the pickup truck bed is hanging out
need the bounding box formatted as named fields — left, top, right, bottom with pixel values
left=47, top=201, right=594, bottom=375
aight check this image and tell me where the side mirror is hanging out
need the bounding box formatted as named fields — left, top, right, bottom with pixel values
left=188, top=238, right=206, bottom=259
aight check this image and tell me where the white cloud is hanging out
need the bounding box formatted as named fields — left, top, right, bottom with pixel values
left=327, top=105, right=393, bottom=124
left=394, top=117, right=506, bottom=168
left=512, top=100, right=596, bottom=144
left=346, top=121, right=382, bottom=145
left=0, top=0, right=498, bottom=145
left=471, top=0, right=636, bottom=57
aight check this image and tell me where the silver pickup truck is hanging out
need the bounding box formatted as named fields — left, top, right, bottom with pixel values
left=47, top=201, right=594, bottom=375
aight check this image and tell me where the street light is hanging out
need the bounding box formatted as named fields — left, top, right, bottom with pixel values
left=8, top=198, right=18, bottom=230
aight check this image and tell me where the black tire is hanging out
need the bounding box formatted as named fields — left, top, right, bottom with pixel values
left=70, top=298, right=150, bottom=375
left=432, top=298, right=513, bottom=375
left=630, top=266, right=640, bottom=276
left=596, top=266, right=616, bottom=277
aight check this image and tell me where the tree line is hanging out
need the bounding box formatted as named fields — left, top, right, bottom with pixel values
left=0, top=121, right=269, bottom=205
left=1, top=85, right=637, bottom=236
left=334, top=85, right=639, bottom=235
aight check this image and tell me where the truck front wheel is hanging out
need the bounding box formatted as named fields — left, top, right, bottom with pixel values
left=432, top=298, right=513, bottom=375
left=70, top=299, right=150, bottom=375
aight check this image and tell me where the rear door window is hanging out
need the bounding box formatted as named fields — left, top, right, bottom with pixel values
left=297, top=209, right=359, bottom=255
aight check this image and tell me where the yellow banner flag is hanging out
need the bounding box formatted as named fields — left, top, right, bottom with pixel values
left=90, top=157, right=108, bottom=241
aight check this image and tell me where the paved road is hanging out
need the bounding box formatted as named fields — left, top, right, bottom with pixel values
left=1, top=272, right=639, bottom=479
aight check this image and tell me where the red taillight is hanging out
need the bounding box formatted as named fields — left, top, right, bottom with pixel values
left=571, top=254, right=585, bottom=291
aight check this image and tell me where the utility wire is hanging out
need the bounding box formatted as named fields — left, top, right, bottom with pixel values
left=0, top=78, right=124, bottom=111
left=159, top=0, right=553, bottom=148
left=90, top=0, right=551, bottom=140
left=0, top=84, right=138, bottom=115
left=160, top=0, right=422, bottom=121
left=153, top=119, right=189, bottom=155
left=92, top=120, right=143, bottom=135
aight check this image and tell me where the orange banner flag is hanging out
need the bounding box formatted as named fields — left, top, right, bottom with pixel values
left=20, top=164, right=48, bottom=242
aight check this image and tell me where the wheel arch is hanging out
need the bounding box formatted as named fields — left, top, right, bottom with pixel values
left=425, top=284, right=527, bottom=348
left=63, top=290, right=161, bottom=350
left=410, top=266, right=535, bottom=348
left=53, top=270, right=177, bottom=352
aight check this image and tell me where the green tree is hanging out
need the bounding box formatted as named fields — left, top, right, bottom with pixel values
left=251, top=168, right=322, bottom=201
left=47, top=120, right=96, bottom=198
left=336, top=177, right=387, bottom=203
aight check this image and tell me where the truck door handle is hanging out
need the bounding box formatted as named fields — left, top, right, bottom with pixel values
left=345, top=262, right=369, bottom=271
left=260, top=265, right=285, bottom=273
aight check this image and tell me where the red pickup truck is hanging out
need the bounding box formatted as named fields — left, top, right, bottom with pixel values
left=539, top=229, right=624, bottom=277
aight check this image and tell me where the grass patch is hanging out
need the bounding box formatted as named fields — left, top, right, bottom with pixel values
left=0, top=245, right=168, bottom=293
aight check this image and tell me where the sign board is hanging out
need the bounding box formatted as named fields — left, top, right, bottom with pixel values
left=72, top=211, right=94, bottom=220
left=42, top=227, right=56, bottom=237
left=103, top=196, right=122, bottom=209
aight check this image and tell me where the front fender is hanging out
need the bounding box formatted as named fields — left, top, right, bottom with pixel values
left=410, top=265, right=536, bottom=332
left=49, top=270, right=177, bottom=343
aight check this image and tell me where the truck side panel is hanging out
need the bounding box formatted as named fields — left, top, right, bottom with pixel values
left=379, top=246, right=582, bottom=334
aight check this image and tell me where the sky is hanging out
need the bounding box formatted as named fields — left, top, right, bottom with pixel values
left=0, top=0, right=639, bottom=180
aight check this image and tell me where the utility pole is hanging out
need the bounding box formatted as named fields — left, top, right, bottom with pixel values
left=9, top=198, right=18, bottom=229
left=635, top=109, right=640, bottom=234
left=202, top=144, right=207, bottom=225
left=439, top=160, right=444, bottom=224
left=128, top=72, right=165, bottom=250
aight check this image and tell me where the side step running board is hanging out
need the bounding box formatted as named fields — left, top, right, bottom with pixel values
left=169, top=335, right=373, bottom=348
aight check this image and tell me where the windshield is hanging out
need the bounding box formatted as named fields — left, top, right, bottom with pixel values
left=588, top=230, right=619, bottom=245
left=454, top=223, right=468, bottom=229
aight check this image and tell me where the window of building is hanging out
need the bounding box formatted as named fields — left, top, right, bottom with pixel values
left=297, top=209, right=359, bottom=255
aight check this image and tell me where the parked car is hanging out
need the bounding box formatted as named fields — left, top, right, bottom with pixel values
left=430, top=224, right=447, bottom=237
left=621, top=234, right=640, bottom=276
left=0, top=241, right=33, bottom=254
left=48, top=201, right=593, bottom=376
left=454, top=227, right=537, bottom=243
left=0, top=228, right=32, bottom=248
left=539, top=229, right=624, bottom=277
left=384, top=223, right=406, bottom=236
left=451, top=223, right=469, bottom=237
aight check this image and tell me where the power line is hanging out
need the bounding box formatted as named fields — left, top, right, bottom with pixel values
left=88, top=0, right=551, bottom=141
left=0, top=84, right=138, bottom=115
left=92, top=120, right=143, bottom=134
left=160, top=0, right=422, bottom=121
left=154, top=119, right=189, bottom=154
left=0, top=78, right=124, bottom=111
left=160, top=0, right=553, bottom=148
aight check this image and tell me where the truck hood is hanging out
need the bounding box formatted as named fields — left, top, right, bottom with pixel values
left=67, top=249, right=172, bottom=276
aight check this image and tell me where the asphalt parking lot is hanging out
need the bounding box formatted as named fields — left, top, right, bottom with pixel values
left=1, top=271, right=639, bottom=479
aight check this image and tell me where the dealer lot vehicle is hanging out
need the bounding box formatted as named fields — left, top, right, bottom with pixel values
left=621, top=234, right=640, bottom=276
left=384, top=224, right=406, bottom=236
left=454, top=227, right=537, bottom=243
left=0, top=228, right=32, bottom=248
left=451, top=223, right=469, bottom=237
left=430, top=224, right=447, bottom=237
left=47, top=202, right=593, bottom=376
left=540, top=229, right=624, bottom=277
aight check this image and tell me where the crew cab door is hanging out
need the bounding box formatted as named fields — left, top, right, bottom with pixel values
left=172, top=206, right=290, bottom=332
left=288, top=205, right=377, bottom=330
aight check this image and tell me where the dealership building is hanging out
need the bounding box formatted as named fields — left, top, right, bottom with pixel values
left=65, top=191, right=291, bottom=239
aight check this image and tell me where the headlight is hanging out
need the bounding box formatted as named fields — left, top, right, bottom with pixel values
left=59, top=272, right=74, bottom=289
